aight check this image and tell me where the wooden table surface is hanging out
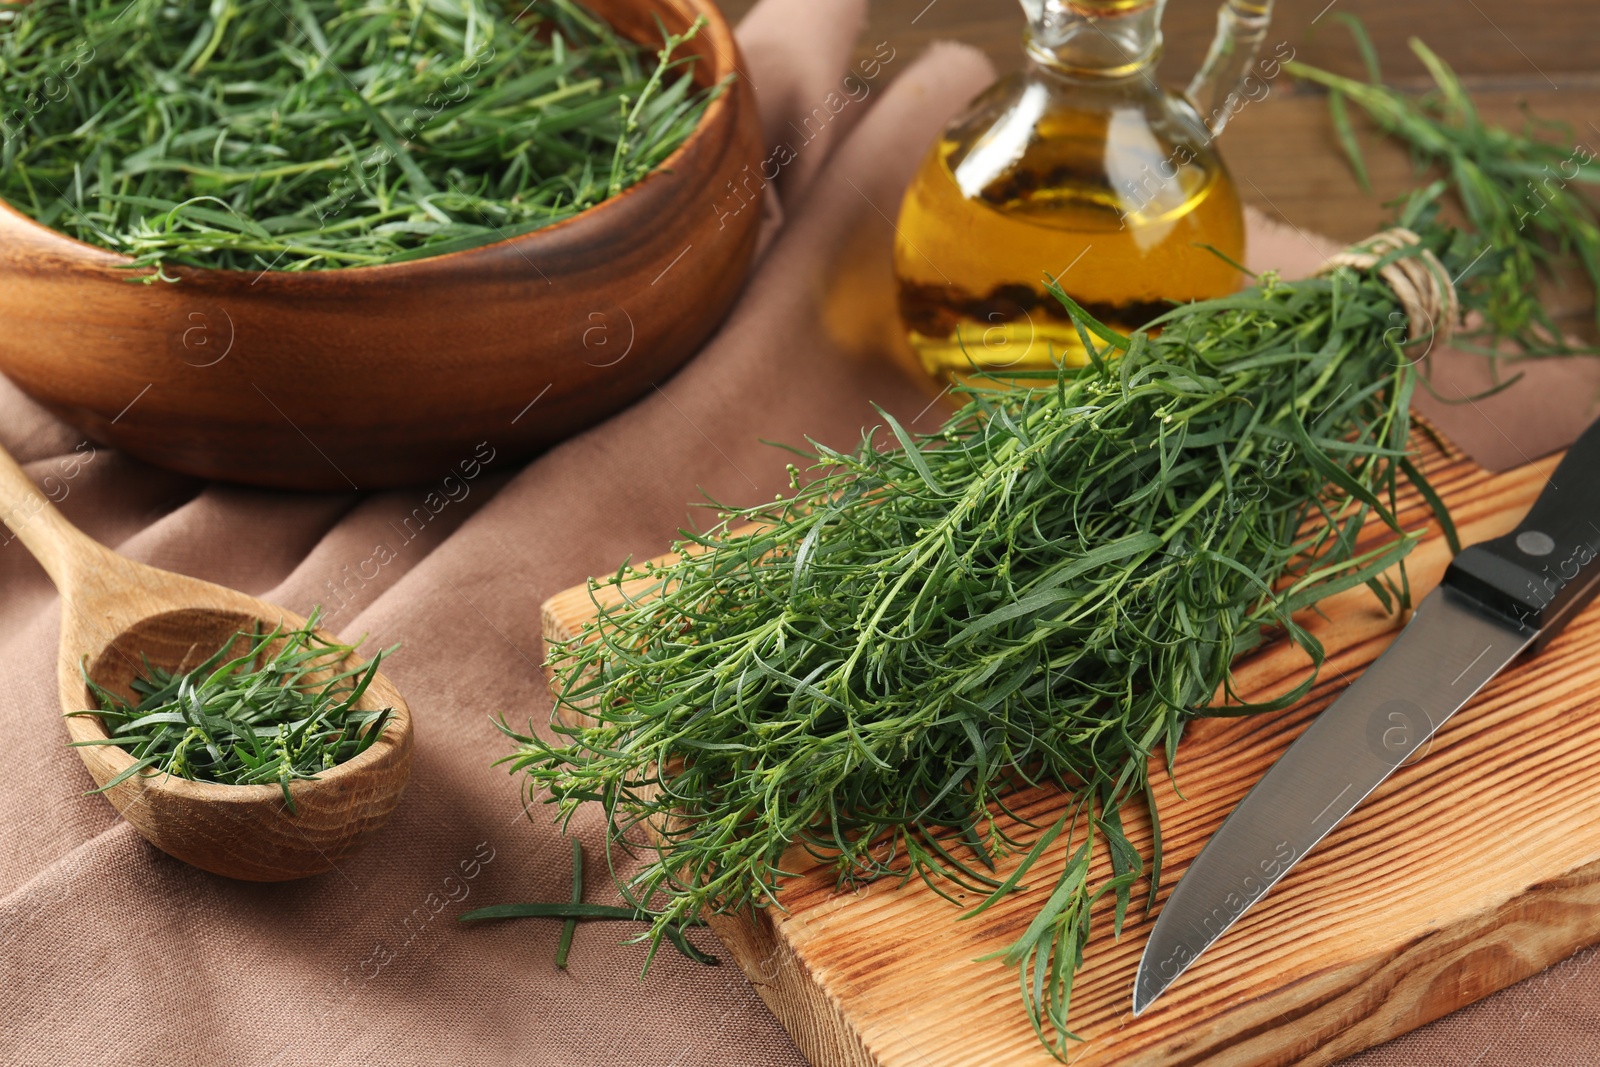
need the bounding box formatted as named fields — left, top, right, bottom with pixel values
left=720, top=0, right=1600, bottom=339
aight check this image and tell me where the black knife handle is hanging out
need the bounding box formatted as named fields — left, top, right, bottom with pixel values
left=1444, top=416, right=1600, bottom=645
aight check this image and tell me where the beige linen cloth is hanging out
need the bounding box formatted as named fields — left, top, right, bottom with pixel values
left=2, top=0, right=1598, bottom=1063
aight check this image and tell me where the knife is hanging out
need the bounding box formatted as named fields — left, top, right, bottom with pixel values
left=1132, top=415, right=1600, bottom=1016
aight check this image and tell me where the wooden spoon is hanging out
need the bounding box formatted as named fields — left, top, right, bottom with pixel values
left=0, top=445, right=413, bottom=881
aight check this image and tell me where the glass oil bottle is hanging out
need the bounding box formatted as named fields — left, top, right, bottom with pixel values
left=894, top=0, right=1275, bottom=382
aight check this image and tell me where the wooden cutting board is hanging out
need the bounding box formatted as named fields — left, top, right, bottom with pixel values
left=540, top=428, right=1600, bottom=1066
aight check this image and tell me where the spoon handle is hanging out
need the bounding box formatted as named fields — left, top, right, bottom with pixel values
left=0, top=442, right=108, bottom=593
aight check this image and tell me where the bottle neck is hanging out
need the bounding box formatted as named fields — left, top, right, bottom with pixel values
left=1023, top=0, right=1166, bottom=82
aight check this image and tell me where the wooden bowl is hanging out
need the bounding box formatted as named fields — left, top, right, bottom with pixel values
left=0, top=0, right=762, bottom=490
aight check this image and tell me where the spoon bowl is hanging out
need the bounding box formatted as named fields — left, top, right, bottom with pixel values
left=1, top=449, right=413, bottom=880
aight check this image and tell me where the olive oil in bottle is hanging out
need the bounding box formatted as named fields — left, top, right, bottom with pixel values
left=894, top=0, right=1273, bottom=383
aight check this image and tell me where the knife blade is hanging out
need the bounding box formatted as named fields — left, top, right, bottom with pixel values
left=1132, top=414, right=1600, bottom=1017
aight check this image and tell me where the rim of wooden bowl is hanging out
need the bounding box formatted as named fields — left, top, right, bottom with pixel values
left=0, top=0, right=743, bottom=286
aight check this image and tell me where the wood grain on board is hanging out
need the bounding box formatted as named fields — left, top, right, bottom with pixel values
left=541, top=428, right=1600, bottom=1066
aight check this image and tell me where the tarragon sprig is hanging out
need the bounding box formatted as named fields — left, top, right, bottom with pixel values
left=72, top=607, right=395, bottom=811
left=0, top=0, right=720, bottom=274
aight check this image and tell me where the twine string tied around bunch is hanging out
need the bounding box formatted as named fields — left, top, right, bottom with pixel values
left=1317, top=227, right=1459, bottom=348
